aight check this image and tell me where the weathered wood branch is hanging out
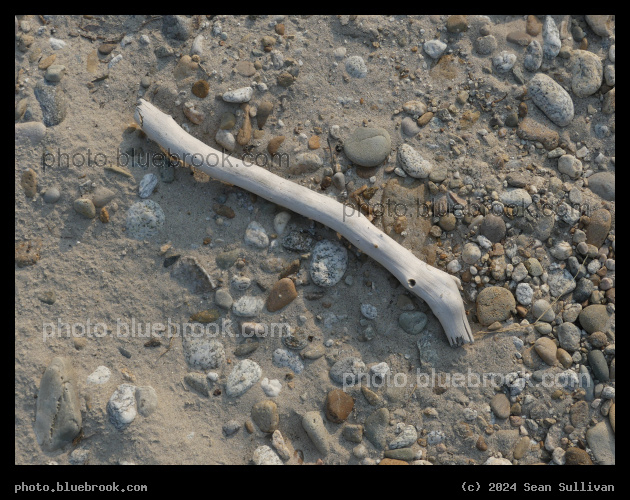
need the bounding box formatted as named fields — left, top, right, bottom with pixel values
left=134, top=99, right=474, bottom=346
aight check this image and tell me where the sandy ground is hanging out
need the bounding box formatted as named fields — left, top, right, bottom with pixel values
left=15, top=15, right=614, bottom=466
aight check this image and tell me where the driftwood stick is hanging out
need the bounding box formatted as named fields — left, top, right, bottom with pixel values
left=134, top=99, right=474, bottom=346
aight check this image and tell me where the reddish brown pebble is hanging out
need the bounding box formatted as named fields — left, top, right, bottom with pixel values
left=308, top=135, right=320, bottom=150
left=267, top=136, right=285, bottom=156
left=203, top=237, right=212, bottom=245
left=266, top=278, right=298, bottom=312
left=99, top=207, right=110, bottom=223
left=275, top=23, right=285, bottom=36
left=212, top=204, right=235, bottom=218
left=325, top=389, right=354, bottom=423
left=476, top=436, right=488, bottom=451
left=191, top=80, right=210, bottom=98
left=98, top=43, right=116, bottom=55
left=379, top=458, right=409, bottom=465
left=237, top=106, right=252, bottom=146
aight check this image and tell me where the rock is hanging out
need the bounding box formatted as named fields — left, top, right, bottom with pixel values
left=20, top=169, right=37, bottom=197
left=44, top=64, right=66, bottom=83
left=585, top=15, right=613, bottom=37
left=528, top=73, right=574, bottom=127
left=587, top=172, right=615, bottom=201
left=283, top=231, right=314, bottom=252
left=557, top=154, right=583, bottom=179
left=91, top=187, right=115, bottom=208
left=235, top=60, right=255, bottom=77
left=215, top=129, right=235, bottom=151
left=330, top=357, right=365, bottom=386
left=182, top=336, right=225, bottom=371
left=476, top=286, right=515, bottom=325
left=266, top=278, right=298, bottom=312
left=523, top=40, right=543, bottom=72
left=223, top=87, right=253, bottom=103
left=500, top=188, right=532, bottom=208
left=232, top=296, right=264, bottom=317
left=162, top=15, right=191, bottom=40
left=586, top=209, right=612, bottom=248
left=184, top=373, right=209, bottom=396
left=273, top=211, right=291, bottom=235
left=475, top=35, right=497, bottom=55
left=34, top=79, right=67, bottom=126
left=277, top=72, right=295, bottom=87
left=602, top=87, right=615, bottom=114
left=557, top=323, right=581, bottom=352
left=345, top=55, right=367, bottom=78
left=389, top=425, right=417, bottom=449
left=272, top=348, right=304, bottom=374
left=244, top=221, right=269, bottom=248
left=547, top=268, right=576, bottom=297
left=309, top=239, right=348, bottom=287
left=609, top=404, right=615, bottom=433
left=569, top=400, right=589, bottom=428
left=261, top=378, right=282, bottom=397
left=251, top=400, right=279, bottom=433
left=268, top=136, right=285, bottom=156
left=138, top=173, right=158, bottom=198
left=364, top=408, right=389, bottom=449
left=398, top=311, right=428, bottom=335
left=384, top=448, right=415, bottom=461
left=252, top=445, right=283, bottom=465
left=446, top=15, right=468, bottom=33
left=462, top=243, right=481, bottom=264
left=325, top=389, right=354, bottom=423
left=107, top=384, right=137, bottom=430
left=135, top=386, right=158, bottom=417
left=579, top=304, right=610, bottom=334
left=125, top=200, right=165, bottom=239
left=344, top=127, right=391, bottom=167
left=587, top=350, right=609, bottom=382
left=86, top=365, right=111, bottom=385
left=490, top=393, right=511, bottom=419
left=586, top=421, right=615, bottom=465
left=401, top=116, right=421, bottom=136
left=479, top=214, right=506, bottom=243
left=423, top=39, right=447, bottom=59
left=302, top=411, right=330, bottom=455
left=225, top=359, right=262, bottom=397
left=256, top=101, right=274, bottom=129
left=506, top=30, right=531, bottom=46
left=492, top=51, right=516, bottom=72
left=565, top=447, right=593, bottom=465
left=15, top=121, right=46, bottom=147
left=402, top=100, right=427, bottom=117
left=191, top=80, right=210, bottom=98
left=34, top=357, right=82, bottom=451
left=398, top=144, right=433, bottom=178
left=73, top=198, right=96, bottom=219
left=223, top=420, right=241, bottom=436
left=542, top=16, right=561, bottom=58
left=516, top=117, right=559, bottom=150
left=532, top=299, right=555, bottom=322
left=343, top=424, right=364, bottom=443
left=220, top=112, right=236, bottom=130
left=570, top=50, right=603, bottom=98
left=513, top=436, right=530, bottom=460
left=534, top=337, right=557, bottom=366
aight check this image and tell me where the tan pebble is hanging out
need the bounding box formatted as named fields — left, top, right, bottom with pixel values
left=417, top=112, right=434, bottom=127
left=237, top=105, right=252, bottom=145
left=98, top=43, right=117, bottom=55
left=266, top=278, right=298, bottom=312
left=308, top=135, right=320, bottom=150
left=267, top=136, right=285, bottom=156
left=99, top=207, right=110, bottom=223
left=38, top=54, right=56, bottom=70
left=275, top=23, right=285, bottom=36
left=183, top=102, right=205, bottom=125
left=21, top=168, right=37, bottom=197
left=256, top=101, right=274, bottom=129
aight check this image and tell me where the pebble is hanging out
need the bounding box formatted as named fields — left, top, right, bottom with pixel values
left=345, top=55, right=367, bottom=78
left=182, top=336, right=225, bottom=371
left=528, top=73, right=574, bottom=127
left=547, top=268, right=576, bottom=297
left=44, top=64, right=66, bottom=83
left=344, top=127, right=391, bottom=167
left=266, top=278, right=298, bottom=312
left=273, top=211, right=291, bottom=235
left=398, top=311, right=428, bottom=335
left=565, top=447, right=593, bottom=465
left=500, top=188, right=532, bottom=208
left=283, top=231, right=314, bottom=252
left=515, top=283, right=533, bottom=306
left=557, top=154, right=583, bottom=179
left=462, top=243, right=481, bottom=264
left=423, top=39, right=447, bottom=59
left=222, top=87, right=253, bottom=103
left=215, top=129, right=236, bottom=151
left=550, top=241, right=572, bottom=260
left=251, top=400, right=279, bottom=433
left=333, top=47, right=346, bottom=59
left=125, top=200, right=165, bottom=239
left=220, top=112, right=236, bottom=130
left=135, top=386, right=157, bottom=417
left=244, top=221, right=269, bottom=248
left=402, top=100, right=427, bottom=117
left=309, top=239, right=348, bottom=287
left=15, top=121, right=47, bottom=147
left=252, top=445, right=283, bottom=465
left=579, top=304, right=610, bottom=334
left=185, top=373, right=209, bottom=396
left=542, top=16, right=561, bottom=58
left=586, top=209, right=611, bottom=248
left=364, top=408, right=389, bottom=449
left=588, top=350, right=609, bottom=382
left=20, top=169, right=37, bottom=198
left=492, top=51, right=516, bottom=72
left=401, top=117, right=421, bottom=136
left=107, top=384, right=137, bottom=430
left=476, top=286, right=515, bottom=325
left=49, top=37, right=66, bottom=50
left=389, top=425, right=417, bottom=449
left=272, top=348, right=304, bottom=374
left=587, top=172, right=615, bottom=201
left=475, top=35, right=497, bottom=55
left=73, top=198, right=96, bottom=219
left=91, top=187, right=115, bottom=207
left=329, top=356, right=365, bottom=386
left=570, top=50, right=603, bottom=98
left=34, top=79, right=67, bottom=126
left=302, top=411, right=330, bottom=455
left=223, top=420, right=241, bottom=436
left=585, top=421, right=615, bottom=465
left=325, top=389, right=354, bottom=423
left=261, top=378, right=282, bottom=397
left=533, top=337, right=557, bottom=366
left=87, top=366, right=111, bottom=384
left=291, top=152, right=322, bottom=174
left=34, top=357, right=82, bottom=451
left=490, top=393, right=511, bottom=419
left=272, top=430, right=291, bottom=461
left=225, top=359, right=262, bottom=397
left=532, top=299, right=555, bottom=322
left=232, top=296, right=264, bottom=317
left=138, top=173, right=158, bottom=198
left=585, top=15, right=613, bottom=37
left=398, top=144, right=433, bottom=178
left=479, top=215, right=506, bottom=243
left=161, top=15, right=191, bottom=41
left=360, top=303, right=378, bottom=320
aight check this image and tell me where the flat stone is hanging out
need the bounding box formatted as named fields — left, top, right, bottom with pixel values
left=266, top=278, right=298, bottom=312
left=587, top=350, right=609, bottom=382
left=528, top=73, right=574, bottom=127
left=225, top=359, right=262, bottom=397
left=398, top=311, right=428, bottom=335
left=579, top=304, right=610, bottom=334
left=506, top=31, right=531, bottom=46
left=34, top=357, right=82, bottom=451
left=587, top=172, right=615, bottom=201
left=586, top=421, right=615, bottom=465
left=34, top=79, right=67, bottom=127
left=15, top=121, right=46, bottom=147
left=517, top=117, right=559, bottom=150
left=184, top=373, right=209, bottom=396
left=476, top=286, right=515, bottom=325
left=490, top=393, right=511, bottom=419
left=570, top=50, right=603, bottom=98
left=309, top=239, right=348, bottom=287
left=251, top=400, right=279, bottom=433
left=565, top=447, right=593, bottom=465
left=344, top=127, right=391, bottom=167
left=534, top=337, right=557, bottom=366
left=364, top=408, right=389, bottom=450
left=135, top=386, right=158, bottom=417
left=325, top=389, right=354, bottom=423
left=586, top=209, right=612, bottom=248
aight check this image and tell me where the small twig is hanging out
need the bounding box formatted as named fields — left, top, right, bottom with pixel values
left=156, top=335, right=175, bottom=362
left=491, top=92, right=508, bottom=106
